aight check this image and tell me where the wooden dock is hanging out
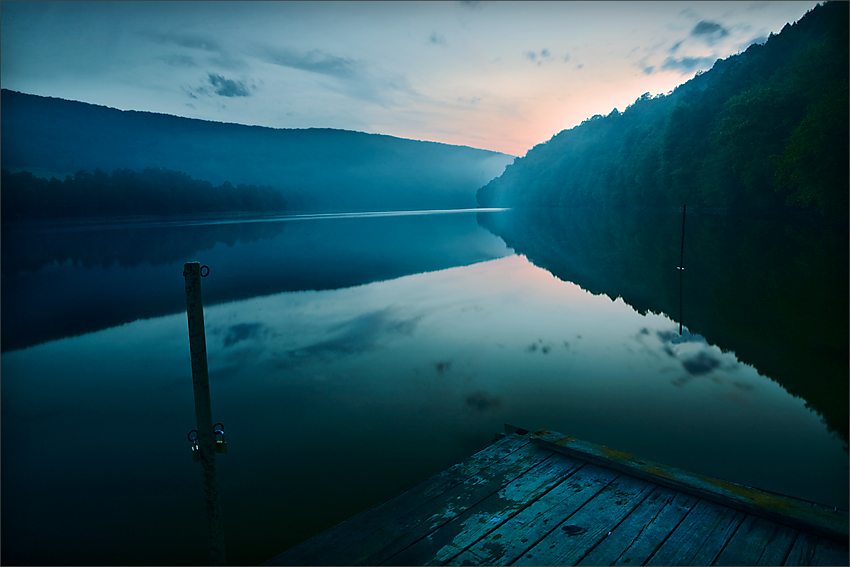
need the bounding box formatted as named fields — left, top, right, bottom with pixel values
left=264, top=426, right=849, bottom=566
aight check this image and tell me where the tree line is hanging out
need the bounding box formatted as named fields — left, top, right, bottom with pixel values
left=1, top=89, right=512, bottom=214
left=1, top=166, right=288, bottom=221
left=477, top=1, right=848, bottom=215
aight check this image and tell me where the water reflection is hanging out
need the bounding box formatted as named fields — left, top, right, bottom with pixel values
left=1, top=210, right=511, bottom=352
left=2, top=211, right=847, bottom=566
left=479, top=207, right=849, bottom=445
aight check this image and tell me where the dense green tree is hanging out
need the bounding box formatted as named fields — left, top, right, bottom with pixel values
left=776, top=89, right=850, bottom=210
left=1, top=166, right=288, bottom=221
left=477, top=1, right=848, bottom=216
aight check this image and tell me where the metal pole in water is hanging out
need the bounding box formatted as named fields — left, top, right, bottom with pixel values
left=678, top=205, right=686, bottom=335
left=183, top=262, right=227, bottom=566
left=679, top=204, right=687, bottom=270
left=679, top=268, right=684, bottom=336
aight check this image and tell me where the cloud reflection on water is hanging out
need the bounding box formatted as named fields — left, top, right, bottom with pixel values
left=2, top=253, right=846, bottom=567
left=222, top=322, right=265, bottom=347
left=681, top=351, right=722, bottom=376
left=276, top=308, right=423, bottom=366
left=465, top=390, right=503, bottom=412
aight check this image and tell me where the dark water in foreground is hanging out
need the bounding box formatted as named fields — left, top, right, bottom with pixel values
left=2, top=208, right=847, bottom=565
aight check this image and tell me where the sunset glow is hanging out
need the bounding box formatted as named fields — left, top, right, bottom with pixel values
left=1, top=1, right=819, bottom=156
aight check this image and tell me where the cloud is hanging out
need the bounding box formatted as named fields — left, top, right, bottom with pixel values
left=690, top=20, right=730, bottom=46
left=170, top=35, right=223, bottom=52
left=347, top=71, right=419, bottom=107
left=147, top=32, right=246, bottom=70
left=660, top=55, right=715, bottom=73
left=185, top=73, right=255, bottom=99
left=162, top=54, right=198, bottom=68
left=147, top=32, right=222, bottom=52
left=524, top=48, right=554, bottom=66
left=429, top=31, right=447, bottom=45
left=692, top=20, right=730, bottom=38
left=253, top=43, right=417, bottom=107
left=257, top=46, right=357, bottom=79
left=207, top=73, right=251, bottom=97
left=646, top=18, right=729, bottom=74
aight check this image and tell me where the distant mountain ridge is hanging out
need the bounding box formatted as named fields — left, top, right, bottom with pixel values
left=478, top=1, right=848, bottom=214
left=0, top=89, right=514, bottom=212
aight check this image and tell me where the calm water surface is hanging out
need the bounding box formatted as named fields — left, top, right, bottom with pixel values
left=2, top=209, right=847, bottom=565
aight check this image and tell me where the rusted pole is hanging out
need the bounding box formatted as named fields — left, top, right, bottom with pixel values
left=183, top=262, right=227, bottom=566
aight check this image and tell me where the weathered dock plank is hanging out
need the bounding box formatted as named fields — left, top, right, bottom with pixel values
left=382, top=451, right=585, bottom=565
left=530, top=428, right=848, bottom=542
left=785, top=531, right=850, bottom=566
left=320, top=441, right=552, bottom=565
left=713, top=514, right=799, bottom=566
left=265, top=432, right=530, bottom=566
left=644, top=498, right=746, bottom=565
left=263, top=427, right=849, bottom=566
left=511, top=474, right=657, bottom=566
left=447, top=462, right=620, bottom=565
left=577, top=487, right=699, bottom=566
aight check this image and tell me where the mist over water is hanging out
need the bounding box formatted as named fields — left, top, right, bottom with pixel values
left=1, top=209, right=510, bottom=352
left=1, top=208, right=846, bottom=566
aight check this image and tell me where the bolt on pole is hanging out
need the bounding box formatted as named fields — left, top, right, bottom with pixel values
left=183, top=262, right=227, bottom=566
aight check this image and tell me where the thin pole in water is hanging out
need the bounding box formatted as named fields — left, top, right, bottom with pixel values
left=183, top=262, right=227, bottom=566
left=678, top=204, right=686, bottom=335
left=679, top=204, right=687, bottom=270
left=679, top=269, right=684, bottom=336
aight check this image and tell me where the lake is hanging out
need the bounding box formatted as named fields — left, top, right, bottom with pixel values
left=1, top=208, right=847, bottom=565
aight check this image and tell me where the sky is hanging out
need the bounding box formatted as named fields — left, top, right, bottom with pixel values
left=1, top=1, right=822, bottom=157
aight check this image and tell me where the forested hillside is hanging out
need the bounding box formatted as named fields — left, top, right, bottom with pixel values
left=478, top=1, right=848, bottom=214
left=1, top=91, right=513, bottom=213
